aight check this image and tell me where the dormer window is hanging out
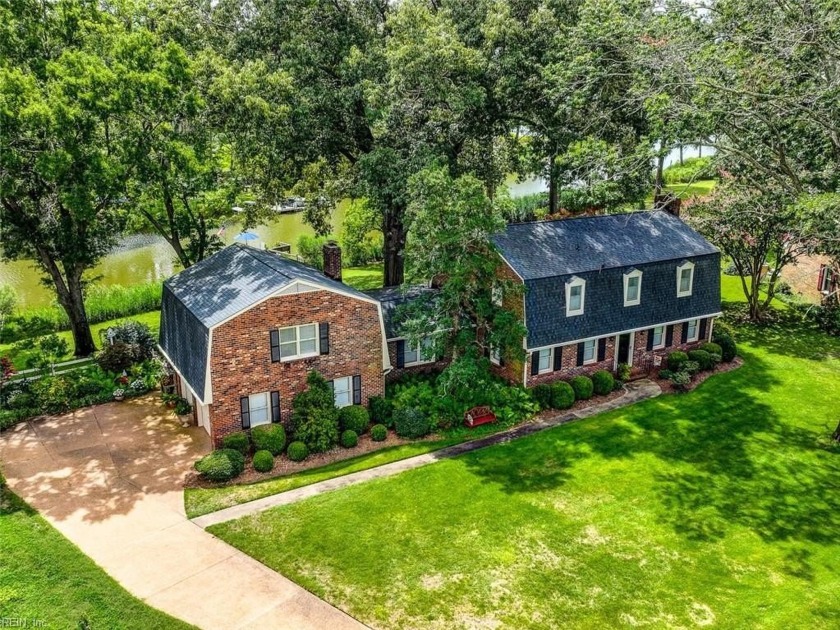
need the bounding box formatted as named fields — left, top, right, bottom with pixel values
left=677, top=261, right=695, bottom=298
left=623, top=269, right=642, bottom=306
left=566, top=276, right=586, bottom=316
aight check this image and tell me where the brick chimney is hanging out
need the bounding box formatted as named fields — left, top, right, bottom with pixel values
left=322, top=240, right=342, bottom=282
left=653, top=192, right=682, bottom=218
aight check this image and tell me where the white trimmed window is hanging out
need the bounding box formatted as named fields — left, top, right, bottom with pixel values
left=677, top=261, right=695, bottom=297
left=583, top=339, right=597, bottom=364
left=279, top=323, right=318, bottom=360
left=651, top=325, right=665, bottom=349
left=491, top=284, right=503, bottom=307
left=624, top=269, right=642, bottom=306
left=333, top=376, right=352, bottom=408
left=537, top=348, right=552, bottom=373
left=404, top=337, right=435, bottom=366
left=248, top=392, right=271, bottom=427
left=566, top=276, right=586, bottom=316
left=490, top=346, right=501, bottom=365
left=686, top=318, right=699, bottom=342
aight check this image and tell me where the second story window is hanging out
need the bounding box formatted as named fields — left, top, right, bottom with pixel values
left=403, top=337, right=435, bottom=366
left=677, top=261, right=695, bottom=298
left=279, top=323, right=318, bottom=360
left=566, top=276, right=586, bottom=316
left=624, top=269, right=642, bottom=306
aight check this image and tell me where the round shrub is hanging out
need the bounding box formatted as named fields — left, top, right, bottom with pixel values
left=221, top=431, right=250, bottom=455
left=698, top=342, right=722, bottom=358
left=688, top=349, right=714, bottom=371
left=393, top=406, right=431, bottom=439
left=96, top=341, right=137, bottom=374
left=570, top=375, right=594, bottom=401
left=712, top=333, right=737, bottom=362
left=287, top=441, right=309, bottom=462
left=251, top=424, right=286, bottom=456
left=550, top=381, right=575, bottom=410
left=532, top=384, right=553, bottom=410
left=339, top=405, right=370, bottom=434
left=340, top=429, right=359, bottom=448
left=591, top=370, right=615, bottom=396
left=252, top=449, right=275, bottom=473
left=194, top=449, right=245, bottom=482
left=667, top=351, right=689, bottom=372
left=371, top=424, right=388, bottom=441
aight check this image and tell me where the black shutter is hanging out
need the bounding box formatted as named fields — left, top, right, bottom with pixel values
left=597, top=338, right=607, bottom=362
left=270, top=391, right=281, bottom=423
left=553, top=346, right=563, bottom=371
left=530, top=352, right=540, bottom=376
left=699, top=318, right=708, bottom=341
left=319, top=322, right=330, bottom=355
left=240, top=396, right=251, bottom=429
left=395, top=340, right=405, bottom=368
left=646, top=329, right=654, bottom=351
left=576, top=343, right=585, bottom=367
left=270, top=329, right=280, bottom=362
left=352, top=375, right=362, bottom=405
left=498, top=353, right=504, bottom=367
left=665, top=325, right=674, bottom=347
left=680, top=322, right=689, bottom=344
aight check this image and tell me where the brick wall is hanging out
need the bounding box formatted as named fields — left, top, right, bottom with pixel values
left=490, top=260, right=527, bottom=386
left=207, top=290, right=384, bottom=445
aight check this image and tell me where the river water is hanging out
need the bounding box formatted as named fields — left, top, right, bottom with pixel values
left=1, top=144, right=712, bottom=311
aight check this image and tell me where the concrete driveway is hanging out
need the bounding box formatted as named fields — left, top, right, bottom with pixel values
left=0, top=394, right=363, bottom=630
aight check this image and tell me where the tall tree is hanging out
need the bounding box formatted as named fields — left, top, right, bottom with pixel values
left=0, top=0, right=126, bottom=356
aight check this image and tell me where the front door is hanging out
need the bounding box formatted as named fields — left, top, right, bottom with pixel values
left=616, top=333, right=632, bottom=367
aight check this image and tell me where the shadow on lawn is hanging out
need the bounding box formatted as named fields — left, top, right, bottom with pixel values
left=462, top=342, right=840, bottom=563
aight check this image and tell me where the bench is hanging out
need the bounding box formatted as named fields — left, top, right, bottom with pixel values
left=464, top=406, right=496, bottom=428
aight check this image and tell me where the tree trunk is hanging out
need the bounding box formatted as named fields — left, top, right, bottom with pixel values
left=36, top=249, right=97, bottom=357
left=679, top=143, right=684, bottom=165
left=383, top=207, right=406, bottom=287
left=832, top=419, right=840, bottom=442
left=548, top=153, right=559, bottom=215
left=654, top=152, right=666, bottom=197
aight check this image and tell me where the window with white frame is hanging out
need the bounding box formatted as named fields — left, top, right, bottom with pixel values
left=677, top=261, right=695, bottom=297
left=537, top=348, right=552, bottom=373
left=624, top=269, right=642, bottom=306
left=651, top=325, right=665, bottom=349
left=583, top=339, right=597, bottom=364
left=566, top=276, right=586, bottom=316
left=278, top=323, right=318, bottom=360
left=490, top=346, right=501, bottom=365
left=686, top=318, right=699, bottom=342
left=491, top=284, right=503, bottom=307
left=403, top=336, right=435, bottom=366
left=248, top=392, right=271, bottom=427
left=332, top=376, right=352, bottom=408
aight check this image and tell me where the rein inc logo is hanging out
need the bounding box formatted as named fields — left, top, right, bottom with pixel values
left=0, top=620, right=46, bottom=628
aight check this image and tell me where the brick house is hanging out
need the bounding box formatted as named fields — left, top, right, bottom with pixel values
left=158, top=243, right=390, bottom=445
left=490, top=211, right=722, bottom=386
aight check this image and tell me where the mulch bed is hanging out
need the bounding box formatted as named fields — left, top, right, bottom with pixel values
left=656, top=357, right=743, bottom=395
left=531, top=386, right=625, bottom=423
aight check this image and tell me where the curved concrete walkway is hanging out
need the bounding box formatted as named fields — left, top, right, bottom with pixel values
left=194, top=379, right=662, bottom=529
left=0, top=395, right=364, bottom=630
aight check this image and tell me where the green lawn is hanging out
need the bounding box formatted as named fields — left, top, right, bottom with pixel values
left=343, top=263, right=384, bottom=291
left=210, top=316, right=840, bottom=628
left=0, top=484, right=193, bottom=628
left=1, top=310, right=162, bottom=371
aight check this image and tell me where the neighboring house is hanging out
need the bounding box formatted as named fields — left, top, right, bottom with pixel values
left=491, top=210, right=722, bottom=386
left=779, top=254, right=837, bottom=304
left=159, top=243, right=389, bottom=445
left=159, top=210, right=721, bottom=446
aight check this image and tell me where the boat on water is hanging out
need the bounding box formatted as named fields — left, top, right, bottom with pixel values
left=272, top=196, right=307, bottom=213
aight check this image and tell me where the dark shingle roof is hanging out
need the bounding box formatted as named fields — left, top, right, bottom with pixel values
left=164, top=244, right=375, bottom=327
left=492, top=211, right=718, bottom=280
left=364, top=285, right=436, bottom=339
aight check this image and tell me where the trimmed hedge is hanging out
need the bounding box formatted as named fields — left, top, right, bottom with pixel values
left=570, top=376, right=594, bottom=401
left=251, top=424, right=286, bottom=456
left=252, top=449, right=275, bottom=473
left=550, top=382, right=575, bottom=410
left=339, top=405, right=370, bottom=435
left=591, top=370, right=615, bottom=396
left=287, top=441, right=309, bottom=462
left=194, top=449, right=245, bottom=482
left=221, top=431, right=250, bottom=455
left=340, top=429, right=359, bottom=448
left=688, top=349, right=714, bottom=371
left=393, top=406, right=431, bottom=439
left=698, top=342, right=722, bottom=358
left=368, top=395, right=394, bottom=428
left=667, top=351, right=689, bottom=372
left=712, top=333, right=737, bottom=362
left=371, top=424, right=387, bottom=441
left=532, top=384, right=553, bottom=410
